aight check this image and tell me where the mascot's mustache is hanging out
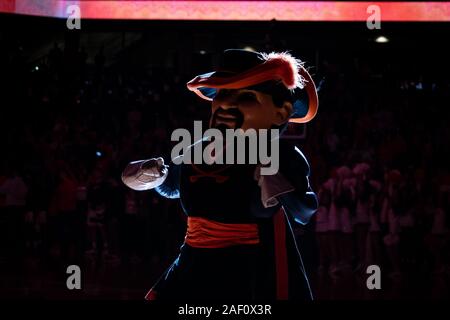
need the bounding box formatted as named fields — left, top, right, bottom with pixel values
left=211, top=107, right=244, bottom=130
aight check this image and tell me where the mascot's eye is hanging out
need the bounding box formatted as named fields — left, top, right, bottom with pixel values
left=237, top=92, right=257, bottom=102
left=215, top=89, right=232, bottom=99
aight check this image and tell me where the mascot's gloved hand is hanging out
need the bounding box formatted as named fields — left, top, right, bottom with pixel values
left=122, top=157, right=169, bottom=191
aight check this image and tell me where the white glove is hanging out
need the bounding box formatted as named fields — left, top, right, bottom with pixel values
left=121, top=157, right=169, bottom=191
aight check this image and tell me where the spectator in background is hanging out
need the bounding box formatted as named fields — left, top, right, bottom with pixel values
left=398, top=173, right=418, bottom=268
left=324, top=176, right=341, bottom=276
left=103, top=169, right=123, bottom=262
left=366, top=183, right=383, bottom=267
left=0, top=166, right=8, bottom=259
left=383, top=170, right=403, bottom=279
left=75, top=164, right=88, bottom=249
left=0, top=164, right=28, bottom=261
left=86, top=167, right=109, bottom=257
left=353, top=163, right=371, bottom=271
left=315, top=187, right=331, bottom=274
left=426, top=190, right=448, bottom=275
left=121, top=189, right=141, bottom=265
left=336, top=166, right=355, bottom=271
left=48, top=164, right=79, bottom=263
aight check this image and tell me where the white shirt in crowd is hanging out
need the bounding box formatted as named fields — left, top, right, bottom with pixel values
left=355, top=200, right=370, bottom=224
left=328, top=202, right=341, bottom=231
left=340, top=207, right=353, bottom=233
left=315, top=206, right=329, bottom=233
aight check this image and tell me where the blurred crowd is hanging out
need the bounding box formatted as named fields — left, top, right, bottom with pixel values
left=301, top=55, right=450, bottom=283
left=0, top=31, right=449, bottom=298
left=314, top=164, right=449, bottom=280
left=0, top=40, right=197, bottom=271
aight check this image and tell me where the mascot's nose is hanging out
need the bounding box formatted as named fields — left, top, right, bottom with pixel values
left=219, top=97, right=238, bottom=110
left=214, top=90, right=238, bottom=109
left=221, top=104, right=234, bottom=111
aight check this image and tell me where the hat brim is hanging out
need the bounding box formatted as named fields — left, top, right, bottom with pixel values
left=187, top=60, right=318, bottom=124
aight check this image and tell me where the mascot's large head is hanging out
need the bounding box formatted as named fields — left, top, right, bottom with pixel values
left=187, top=49, right=318, bottom=131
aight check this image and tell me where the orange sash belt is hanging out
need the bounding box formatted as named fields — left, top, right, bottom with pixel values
left=185, top=216, right=260, bottom=248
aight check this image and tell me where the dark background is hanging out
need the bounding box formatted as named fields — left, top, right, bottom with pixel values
left=0, top=13, right=449, bottom=299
